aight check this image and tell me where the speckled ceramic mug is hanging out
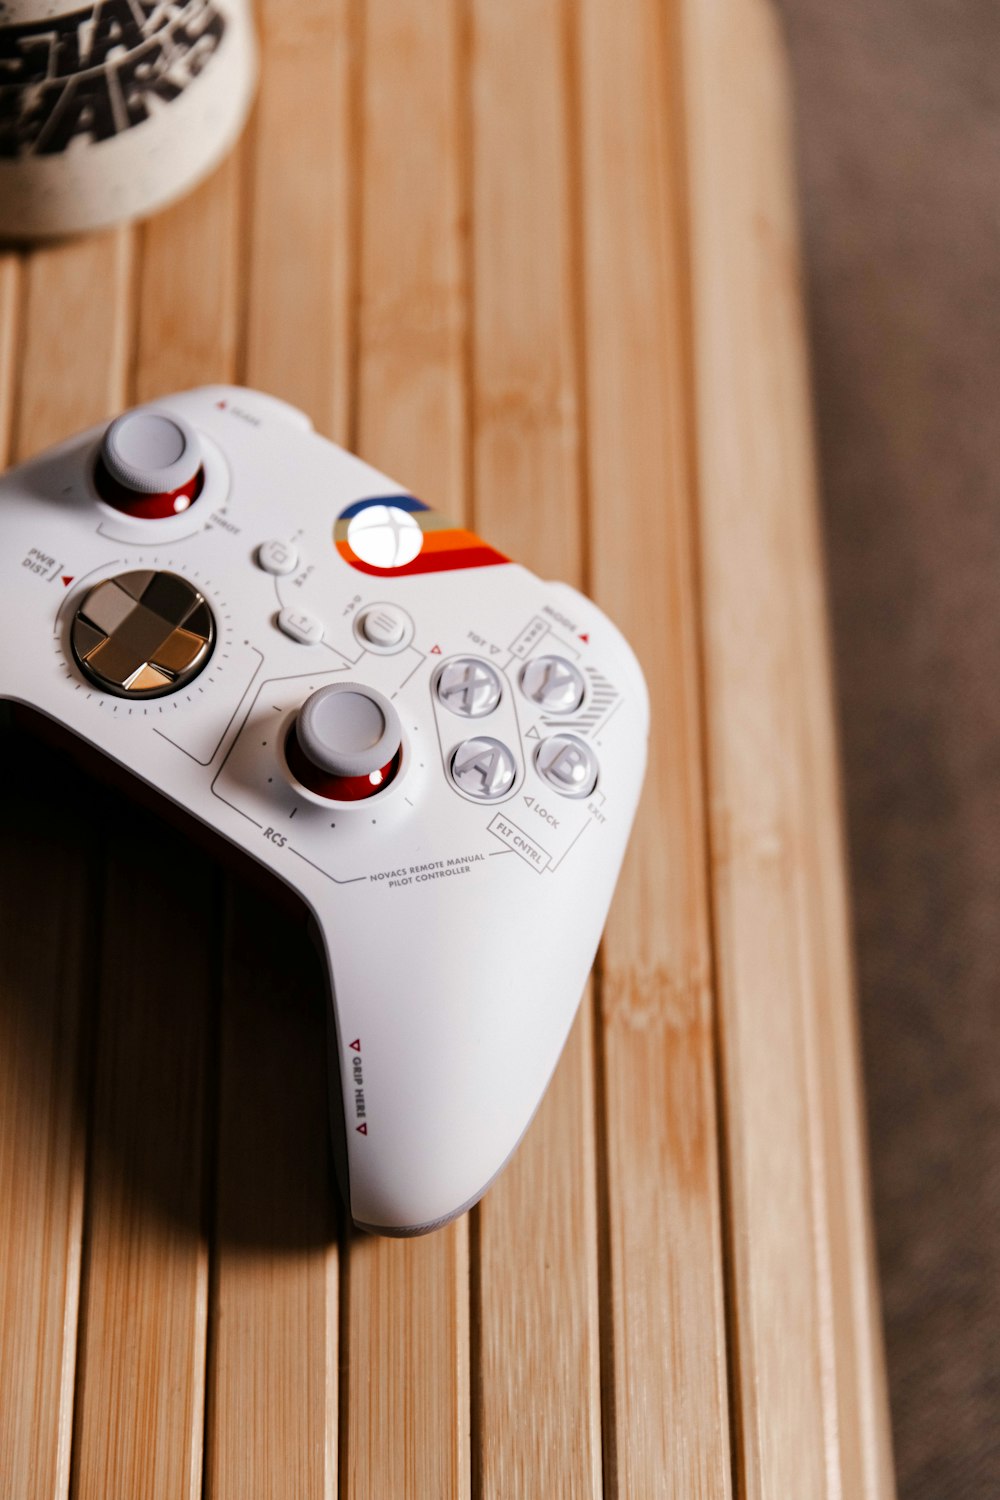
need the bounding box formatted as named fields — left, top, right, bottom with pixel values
left=0, top=0, right=256, bottom=239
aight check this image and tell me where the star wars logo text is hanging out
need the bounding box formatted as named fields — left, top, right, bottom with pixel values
left=0, top=1, right=227, bottom=158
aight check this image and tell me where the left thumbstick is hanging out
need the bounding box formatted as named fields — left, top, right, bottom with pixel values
left=96, top=410, right=204, bottom=519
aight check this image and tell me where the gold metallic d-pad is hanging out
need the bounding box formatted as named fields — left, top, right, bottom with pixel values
left=71, top=570, right=215, bottom=698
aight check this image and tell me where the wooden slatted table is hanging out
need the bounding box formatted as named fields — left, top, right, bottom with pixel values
left=0, top=1, right=896, bottom=1496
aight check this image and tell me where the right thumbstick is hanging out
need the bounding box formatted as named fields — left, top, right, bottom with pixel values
left=287, top=683, right=403, bottom=801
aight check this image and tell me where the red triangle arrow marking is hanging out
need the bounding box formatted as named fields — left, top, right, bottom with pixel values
left=579, top=632, right=589, bottom=644
left=356, top=1122, right=367, bottom=1135
left=430, top=644, right=442, bottom=654
left=349, top=1038, right=361, bottom=1051
left=61, top=575, right=74, bottom=587
left=216, top=400, right=227, bottom=409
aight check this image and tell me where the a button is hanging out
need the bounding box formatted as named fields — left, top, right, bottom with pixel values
left=450, top=737, right=517, bottom=800
left=535, top=734, right=598, bottom=798
left=257, top=539, right=299, bottom=576
left=70, top=569, right=214, bottom=698
left=360, top=605, right=405, bottom=648
left=435, top=657, right=503, bottom=718
left=520, top=655, right=586, bottom=713
left=277, top=607, right=324, bottom=645
left=97, top=410, right=204, bottom=518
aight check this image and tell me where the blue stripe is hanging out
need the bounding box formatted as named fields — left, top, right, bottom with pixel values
left=338, top=494, right=428, bottom=521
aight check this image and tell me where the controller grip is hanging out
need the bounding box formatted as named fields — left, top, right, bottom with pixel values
left=315, top=874, right=608, bottom=1234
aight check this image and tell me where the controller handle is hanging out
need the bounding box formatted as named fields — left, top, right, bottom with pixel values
left=315, top=826, right=625, bottom=1233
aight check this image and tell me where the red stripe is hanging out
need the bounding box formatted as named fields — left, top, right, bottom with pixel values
left=337, top=543, right=509, bottom=577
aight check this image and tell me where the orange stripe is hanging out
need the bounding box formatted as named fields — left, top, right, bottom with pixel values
left=418, top=527, right=493, bottom=554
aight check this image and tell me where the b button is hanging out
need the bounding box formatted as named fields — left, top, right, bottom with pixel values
left=535, top=734, right=598, bottom=799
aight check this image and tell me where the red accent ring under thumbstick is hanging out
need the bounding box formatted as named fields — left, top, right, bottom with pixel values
left=95, top=461, right=204, bottom=519
left=285, top=723, right=401, bottom=801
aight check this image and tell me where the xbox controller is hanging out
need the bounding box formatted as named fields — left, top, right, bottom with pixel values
left=0, top=386, right=648, bottom=1234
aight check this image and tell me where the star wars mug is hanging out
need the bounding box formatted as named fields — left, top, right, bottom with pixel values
left=0, top=1, right=257, bottom=239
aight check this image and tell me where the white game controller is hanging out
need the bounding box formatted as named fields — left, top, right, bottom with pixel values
left=0, top=386, right=648, bottom=1234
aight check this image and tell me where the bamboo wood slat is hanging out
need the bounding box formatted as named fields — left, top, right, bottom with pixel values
left=0, top=1, right=895, bottom=1496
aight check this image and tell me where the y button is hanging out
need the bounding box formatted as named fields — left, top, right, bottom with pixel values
left=520, top=655, right=585, bottom=713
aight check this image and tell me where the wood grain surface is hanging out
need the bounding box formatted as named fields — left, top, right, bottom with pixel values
left=0, top=1, right=894, bottom=1496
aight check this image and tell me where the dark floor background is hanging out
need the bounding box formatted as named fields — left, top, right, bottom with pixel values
left=772, top=3, right=1000, bottom=1496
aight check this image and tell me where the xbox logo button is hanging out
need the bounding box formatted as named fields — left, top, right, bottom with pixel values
left=347, top=503, right=424, bottom=569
